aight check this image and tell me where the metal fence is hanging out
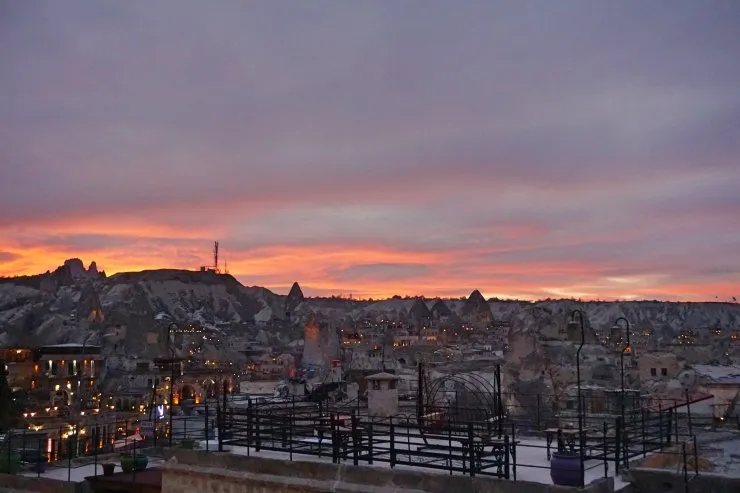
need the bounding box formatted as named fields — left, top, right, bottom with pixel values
left=0, top=396, right=705, bottom=489
left=219, top=398, right=702, bottom=485
left=0, top=409, right=217, bottom=481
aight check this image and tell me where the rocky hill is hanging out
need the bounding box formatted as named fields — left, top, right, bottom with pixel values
left=1, top=259, right=739, bottom=352
left=0, top=262, right=284, bottom=349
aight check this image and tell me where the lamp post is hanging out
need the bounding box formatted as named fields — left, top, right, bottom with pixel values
left=613, top=316, right=631, bottom=467
left=77, top=333, right=97, bottom=411
left=567, top=309, right=586, bottom=488
left=73, top=333, right=96, bottom=458
left=167, top=322, right=178, bottom=447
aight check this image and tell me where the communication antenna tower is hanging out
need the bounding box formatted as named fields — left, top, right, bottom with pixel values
left=213, top=241, right=220, bottom=273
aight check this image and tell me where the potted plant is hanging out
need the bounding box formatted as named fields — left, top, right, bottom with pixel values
left=102, top=463, right=116, bottom=476
left=179, top=438, right=195, bottom=449
left=550, top=450, right=582, bottom=487
left=120, top=453, right=134, bottom=473
left=132, top=453, right=148, bottom=471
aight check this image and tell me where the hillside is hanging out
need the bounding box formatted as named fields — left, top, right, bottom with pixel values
left=0, top=262, right=284, bottom=349
left=1, top=260, right=739, bottom=352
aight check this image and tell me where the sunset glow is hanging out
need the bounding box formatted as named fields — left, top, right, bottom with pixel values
left=1, top=1, right=738, bottom=302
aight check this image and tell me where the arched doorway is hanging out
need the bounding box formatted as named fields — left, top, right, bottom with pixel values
left=203, top=378, right=217, bottom=398
left=52, top=389, right=71, bottom=407
left=181, top=384, right=195, bottom=401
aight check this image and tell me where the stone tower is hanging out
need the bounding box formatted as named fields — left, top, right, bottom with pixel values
left=301, top=314, right=339, bottom=368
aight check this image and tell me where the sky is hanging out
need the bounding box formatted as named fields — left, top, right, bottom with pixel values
left=1, top=1, right=739, bottom=301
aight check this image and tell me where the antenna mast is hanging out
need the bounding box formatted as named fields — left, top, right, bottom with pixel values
left=213, top=241, right=220, bottom=273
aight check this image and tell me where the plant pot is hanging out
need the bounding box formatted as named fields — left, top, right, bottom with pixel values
left=120, top=454, right=134, bottom=473
left=550, top=451, right=582, bottom=487
left=133, top=454, right=148, bottom=471
left=102, top=463, right=116, bottom=476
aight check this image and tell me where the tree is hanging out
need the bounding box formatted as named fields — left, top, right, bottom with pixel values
left=0, top=359, right=18, bottom=431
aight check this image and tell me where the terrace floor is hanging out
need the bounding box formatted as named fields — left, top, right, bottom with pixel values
left=14, top=436, right=639, bottom=489
left=199, top=436, right=632, bottom=490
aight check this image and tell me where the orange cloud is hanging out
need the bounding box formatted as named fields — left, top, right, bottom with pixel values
left=0, top=219, right=736, bottom=302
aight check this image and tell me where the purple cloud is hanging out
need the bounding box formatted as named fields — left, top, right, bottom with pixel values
left=0, top=0, right=738, bottom=299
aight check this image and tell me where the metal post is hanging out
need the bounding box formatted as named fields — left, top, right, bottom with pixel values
left=682, top=442, right=688, bottom=489
left=658, top=403, right=663, bottom=450
left=67, top=437, right=72, bottom=482
left=511, top=422, right=517, bottom=481
left=93, top=428, right=98, bottom=476
left=603, top=421, right=608, bottom=478
left=467, top=422, right=474, bottom=477
left=216, top=405, right=223, bottom=452
left=352, top=414, right=359, bottom=466
left=416, top=361, right=424, bottom=423
left=289, top=411, right=293, bottom=462
left=222, top=380, right=228, bottom=414
left=389, top=417, right=396, bottom=468
left=685, top=389, right=693, bottom=438
left=6, top=430, right=12, bottom=472
left=570, top=309, right=586, bottom=488
left=615, top=416, right=622, bottom=475
left=246, top=400, right=252, bottom=456
left=614, top=316, right=631, bottom=467
left=167, top=322, right=178, bottom=448
left=495, top=364, right=503, bottom=437
left=204, top=402, right=209, bottom=451
left=641, top=410, right=646, bottom=457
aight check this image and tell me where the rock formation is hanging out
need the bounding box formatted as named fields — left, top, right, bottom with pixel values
left=463, top=289, right=494, bottom=327
left=503, top=304, right=613, bottom=424
left=430, top=299, right=452, bottom=319
left=408, top=298, right=431, bottom=326
left=285, top=282, right=305, bottom=317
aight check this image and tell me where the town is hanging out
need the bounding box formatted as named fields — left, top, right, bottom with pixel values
left=1, top=259, right=740, bottom=492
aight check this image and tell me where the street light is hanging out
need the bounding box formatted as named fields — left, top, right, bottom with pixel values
left=77, top=332, right=98, bottom=411
left=166, top=322, right=178, bottom=447
left=566, top=309, right=586, bottom=488
left=612, top=316, right=631, bottom=467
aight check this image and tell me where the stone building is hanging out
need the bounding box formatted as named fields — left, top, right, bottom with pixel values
left=366, top=371, right=399, bottom=417
left=638, top=351, right=680, bottom=381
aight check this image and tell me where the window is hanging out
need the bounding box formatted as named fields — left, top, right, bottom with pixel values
left=661, top=368, right=668, bottom=377
left=650, top=368, right=657, bottom=376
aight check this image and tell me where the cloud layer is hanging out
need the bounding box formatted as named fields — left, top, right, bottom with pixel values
left=1, top=0, right=739, bottom=300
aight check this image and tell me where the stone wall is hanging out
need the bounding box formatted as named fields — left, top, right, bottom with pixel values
left=0, top=474, right=84, bottom=493
left=628, top=467, right=740, bottom=493
left=162, top=450, right=615, bottom=493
